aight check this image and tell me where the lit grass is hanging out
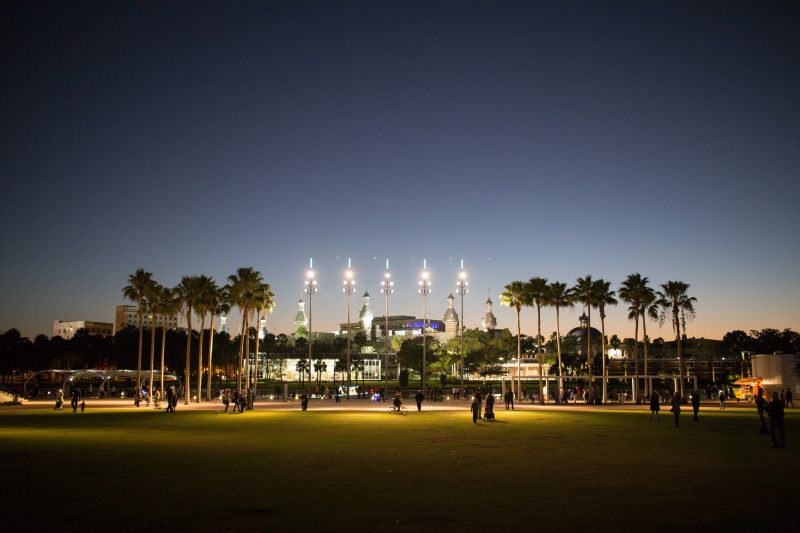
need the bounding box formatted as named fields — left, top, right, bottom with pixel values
left=0, top=406, right=797, bottom=530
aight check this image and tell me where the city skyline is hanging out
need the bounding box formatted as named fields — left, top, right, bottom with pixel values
left=2, top=2, right=798, bottom=342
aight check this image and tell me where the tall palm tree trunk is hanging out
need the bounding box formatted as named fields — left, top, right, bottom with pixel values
left=641, top=313, right=650, bottom=400
left=675, top=307, right=685, bottom=400
left=556, top=305, right=564, bottom=393
left=148, top=319, right=156, bottom=403
left=536, top=303, right=543, bottom=404
left=633, top=315, right=639, bottom=402
left=516, top=308, right=522, bottom=401
left=136, top=311, right=144, bottom=402
left=586, top=307, right=592, bottom=401
left=184, top=312, right=192, bottom=405
left=197, top=315, right=206, bottom=403
left=253, top=309, right=261, bottom=402
left=600, top=313, right=607, bottom=404
left=244, top=311, right=252, bottom=390
left=237, top=311, right=246, bottom=391
left=206, top=314, right=215, bottom=402
left=159, top=315, right=167, bottom=397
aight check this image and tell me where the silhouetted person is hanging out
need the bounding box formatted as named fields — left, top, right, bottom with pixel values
left=300, top=394, right=309, bottom=411
left=649, top=392, right=660, bottom=422
left=766, top=392, right=785, bottom=449
left=718, top=389, right=725, bottom=410
left=691, top=391, right=700, bottom=421
left=484, top=394, right=495, bottom=421
left=755, top=389, right=769, bottom=435
left=80, top=400, right=85, bottom=413
left=471, top=397, right=480, bottom=423
left=415, top=391, right=424, bottom=411
left=71, top=388, right=80, bottom=413
left=786, top=388, right=794, bottom=408
left=671, top=392, right=681, bottom=427
left=504, top=390, right=514, bottom=411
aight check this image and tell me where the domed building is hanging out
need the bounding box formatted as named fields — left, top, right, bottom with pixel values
left=566, top=313, right=603, bottom=355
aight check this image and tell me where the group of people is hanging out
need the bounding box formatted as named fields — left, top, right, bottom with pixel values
left=471, top=390, right=495, bottom=423
left=53, top=388, right=85, bottom=413
left=221, top=388, right=251, bottom=413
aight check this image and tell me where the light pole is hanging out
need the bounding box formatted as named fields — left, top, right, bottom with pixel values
left=456, top=260, right=468, bottom=400
left=343, top=258, right=355, bottom=400
left=380, top=259, right=393, bottom=400
left=418, top=260, right=431, bottom=396
left=304, top=259, right=316, bottom=400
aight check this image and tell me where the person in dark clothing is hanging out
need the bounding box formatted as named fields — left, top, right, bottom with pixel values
left=415, top=391, right=424, bottom=411
left=671, top=392, right=681, bottom=427
left=504, top=390, right=514, bottom=411
left=691, top=391, right=700, bottom=421
left=300, top=394, right=309, bottom=411
left=766, top=392, right=785, bottom=448
left=786, top=388, right=794, bottom=408
left=471, top=397, right=480, bottom=423
left=71, top=388, right=81, bottom=413
left=484, top=394, right=495, bottom=421
left=755, top=389, right=769, bottom=435
left=649, top=392, right=660, bottom=422
left=392, top=391, right=402, bottom=411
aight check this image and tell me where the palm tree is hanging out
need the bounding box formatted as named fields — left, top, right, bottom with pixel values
left=122, top=268, right=154, bottom=400
left=193, top=275, right=217, bottom=403
left=296, top=359, right=309, bottom=385
left=619, top=274, right=646, bottom=400
left=573, top=276, right=596, bottom=401
left=656, top=281, right=697, bottom=401
left=527, top=277, right=548, bottom=403
left=176, top=275, right=203, bottom=405
left=156, top=285, right=179, bottom=397
left=640, top=284, right=658, bottom=400
left=500, top=281, right=529, bottom=401
left=593, top=279, right=617, bottom=403
left=144, top=281, right=163, bottom=403
left=252, top=282, right=275, bottom=401
left=206, top=290, right=230, bottom=402
left=227, top=267, right=264, bottom=391
left=545, top=281, right=573, bottom=395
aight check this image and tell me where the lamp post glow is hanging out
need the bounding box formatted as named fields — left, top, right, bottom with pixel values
left=304, top=259, right=316, bottom=399
left=456, top=260, right=468, bottom=399
left=418, top=260, right=431, bottom=395
left=343, top=258, right=355, bottom=400
left=380, top=259, right=393, bottom=399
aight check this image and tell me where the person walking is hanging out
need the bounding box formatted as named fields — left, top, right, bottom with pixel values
left=786, top=388, right=794, bottom=408
left=247, top=387, right=254, bottom=411
left=471, top=396, right=480, bottom=423
left=415, top=390, right=424, bottom=412
left=649, top=391, right=660, bottom=422
left=504, top=390, right=514, bottom=411
left=222, top=389, right=230, bottom=413
left=691, top=391, right=700, bottom=422
left=765, top=391, right=785, bottom=449
left=300, top=393, right=309, bottom=411
left=671, top=391, right=681, bottom=427
left=718, top=389, right=726, bottom=410
left=55, top=389, right=64, bottom=411
left=484, top=393, right=495, bottom=421
left=70, top=387, right=81, bottom=413
left=755, top=389, right=769, bottom=435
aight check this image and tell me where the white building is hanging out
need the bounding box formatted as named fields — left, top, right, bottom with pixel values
left=53, top=320, right=113, bottom=340
left=114, top=305, right=179, bottom=334
left=752, top=353, right=799, bottom=395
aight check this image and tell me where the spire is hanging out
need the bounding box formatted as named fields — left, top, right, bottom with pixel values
left=482, top=293, right=497, bottom=331
left=294, top=297, right=308, bottom=337
left=443, top=293, right=459, bottom=336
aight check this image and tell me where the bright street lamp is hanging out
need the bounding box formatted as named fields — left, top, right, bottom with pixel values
left=418, top=260, right=431, bottom=396
left=456, top=260, right=468, bottom=399
left=304, top=258, right=316, bottom=400
left=343, top=258, right=355, bottom=400
left=380, top=259, right=393, bottom=399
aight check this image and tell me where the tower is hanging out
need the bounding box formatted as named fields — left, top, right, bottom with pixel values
left=218, top=312, right=228, bottom=334
left=294, top=297, right=308, bottom=337
left=482, top=296, right=497, bottom=332
left=443, top=293, right=459, bottom=336
left=359, top=290, right=374, bottom=338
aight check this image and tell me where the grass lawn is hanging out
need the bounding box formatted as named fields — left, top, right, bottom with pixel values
left=0, top=405, right=797, bottom=531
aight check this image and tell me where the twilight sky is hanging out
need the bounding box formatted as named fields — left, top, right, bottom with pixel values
left=2, top=0, right=798, bottom=342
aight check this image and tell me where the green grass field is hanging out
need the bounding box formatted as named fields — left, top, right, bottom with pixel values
left=1, top=405, right=797, bottom=531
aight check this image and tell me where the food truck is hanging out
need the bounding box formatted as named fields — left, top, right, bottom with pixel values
left=732, top=377, right=766, bottom=402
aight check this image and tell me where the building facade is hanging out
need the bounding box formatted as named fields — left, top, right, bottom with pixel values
left=53, top=320, right=113, bottom=340
left=114, top=305, right=179, bottom=334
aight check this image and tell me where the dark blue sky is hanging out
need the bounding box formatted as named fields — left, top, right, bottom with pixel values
left=2, top=0, right=798, bottom=339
